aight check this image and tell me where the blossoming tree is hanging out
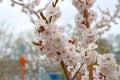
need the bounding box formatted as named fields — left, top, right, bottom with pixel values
left=1, top=0, right=120, bottom=80
left=31, top=0, right=120, bottom=80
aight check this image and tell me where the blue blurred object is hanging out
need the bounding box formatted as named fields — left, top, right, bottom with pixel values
left=48, top=71, right=60, bottom=80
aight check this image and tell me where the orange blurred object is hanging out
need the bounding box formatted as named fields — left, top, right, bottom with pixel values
left=19, top=55, right=26, bottom=66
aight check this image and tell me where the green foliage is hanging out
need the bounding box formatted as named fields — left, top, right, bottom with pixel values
left=96, top=37, right=113, bottom=54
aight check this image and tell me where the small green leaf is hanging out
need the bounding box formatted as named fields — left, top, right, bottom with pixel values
left=32, top=41, right=40, bottom=46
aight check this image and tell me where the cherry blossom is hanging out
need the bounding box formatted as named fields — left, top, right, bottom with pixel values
left=97, top=54, right=117, bottom=76
left=74, top=13, right=85, bottom=28
left=83, top=28, right=97, bottom=43
left=41, top=29, right=53, bottom=39
left=72, top=0, right=86, bottom=11
left=31, top=0, right=119, bottom=79
left=88, top=9, right=97, bottom=23
left=51, top=34, right=64, bottom=47
left=46, top=5, right=61, bottom=22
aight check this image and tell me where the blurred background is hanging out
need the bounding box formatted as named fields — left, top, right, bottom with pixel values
left=0, top=0, right=120, bottom=80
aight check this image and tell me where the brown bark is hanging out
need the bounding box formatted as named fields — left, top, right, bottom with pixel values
left=84, top=9, right=90, bottom=28
left=75, top=72, right=81, bottom=80
left=88, top=64, right=93, bottom=80
left=60, top=60, right=70, bottom=80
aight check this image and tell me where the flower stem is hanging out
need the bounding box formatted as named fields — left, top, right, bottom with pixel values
left=60, top=60, right=70, bottom=80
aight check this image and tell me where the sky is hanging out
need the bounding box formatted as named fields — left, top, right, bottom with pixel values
left=0, top=0, right=120, bottom=37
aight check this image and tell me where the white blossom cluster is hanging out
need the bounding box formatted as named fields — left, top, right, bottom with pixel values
left=73, top=0, right=97, bottom=29
left=33, top=0, right=120, bottom=79
left=94, top=54, right=118, bottom=80
left=0, top=0, right=120, bottom=79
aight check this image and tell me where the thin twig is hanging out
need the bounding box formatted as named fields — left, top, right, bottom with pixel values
left=54, top=0, right=59, bottom=7
left=40, top=12, right=48, bottom=24
left=11, top=0, right=40, bottom=18
left=95, top=0, right=120, bottom=35
left=49, top=16, right=52, bottom=23
left=71, top=63, right=84, bottom=80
